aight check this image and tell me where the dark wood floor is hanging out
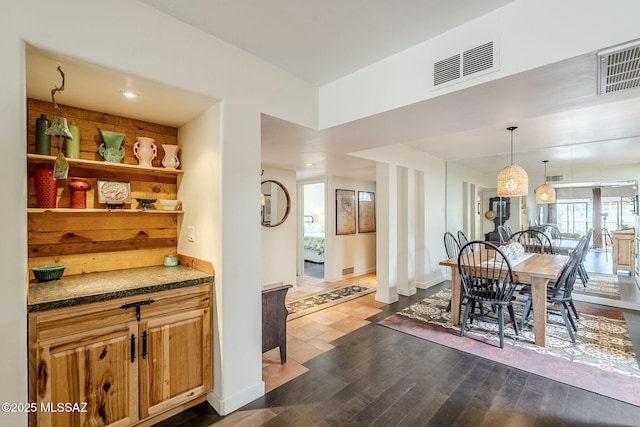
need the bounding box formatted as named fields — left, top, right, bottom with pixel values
left=155, top=264, right=640, bottom=426
left=304, top=260, right=325, bottom=279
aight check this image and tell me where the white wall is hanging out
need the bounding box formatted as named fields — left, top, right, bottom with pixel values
left=325, top=177, right=377, bottom=282
left=352, top=144, right=447, bottom=301
left=445, top=162, right=490, bottom=239
left=4, top=0, right=318, bottom=421
left=261, top=167, right=297, bottom=288
left=319, top=0, right=640, bottom=128
left=304, top=182, right=325, bottom=231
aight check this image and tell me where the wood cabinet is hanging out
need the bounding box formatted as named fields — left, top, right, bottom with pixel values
left=29, top=284, right=212, bottom=426
left=613, top=229, right=636, bottom=273
left=26, top=99, right=213, bottom=426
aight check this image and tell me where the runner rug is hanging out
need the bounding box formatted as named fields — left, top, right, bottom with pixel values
left=286, top=284, right=375, bottom=320
left=573, top=272, right=622, bottom=300
left=379, top=289, right=640, bottom=406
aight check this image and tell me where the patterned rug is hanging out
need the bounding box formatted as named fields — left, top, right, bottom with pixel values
left=573, top=272, right=621, bottom=300
left=379, top=289, right=640, bottom=406
left=286, top=284, right=375, bottom=320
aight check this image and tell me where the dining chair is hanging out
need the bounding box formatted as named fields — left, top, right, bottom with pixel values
left=505, top=224, right=514, bottom=239
left=529, top=229, right=555, bottom=254
left=457, top=230, right=469, bottom=248
left=444, top=232, right=460, bottom=260
left=458, top=240, right=519, bottom=348
left=497, top=225, right=510, bottom=244
left=520, top=238, right=585, bottom=343
left=443, top=232, right=461, bottom=313
left=577, top=228, right=593, bottom=286
left=509, top=230, right=548, bottom=253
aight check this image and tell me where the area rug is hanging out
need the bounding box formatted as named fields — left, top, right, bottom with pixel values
left=573, top=272, right=621, bottom=300
left=286, top=284, right=375, bottom=320
left=379, top=289, right=640, bottom=406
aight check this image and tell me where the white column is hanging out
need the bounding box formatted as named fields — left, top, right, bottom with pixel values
left=415, top=170, right=428, bottom=289
left=375, top=162, right=399, bottom=304
left=399, top=167, right=416, bottom=296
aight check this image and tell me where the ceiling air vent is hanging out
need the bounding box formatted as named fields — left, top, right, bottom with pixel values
left=597, top=39, right=640, bottom=95
left=433, top=40, right=498, bottom=89
left=546, top=175, right=564, bottom=182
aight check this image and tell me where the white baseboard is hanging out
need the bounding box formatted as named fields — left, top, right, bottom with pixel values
left=207, top=380, right=265, bottom=416
left=415, top=275, right=446, bottom=289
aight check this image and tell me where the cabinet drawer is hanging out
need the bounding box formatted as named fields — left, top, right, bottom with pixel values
left=141, top=283, right=212, bottom=319
left=31, top=283, right=211, bottom=344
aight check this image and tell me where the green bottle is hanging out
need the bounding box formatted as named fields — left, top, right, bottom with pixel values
left=67, top=121, right=81, bottom=158
left=35, top=114, right=51, bottom=155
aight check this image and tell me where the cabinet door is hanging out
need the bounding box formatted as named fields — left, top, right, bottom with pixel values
left=35, top=324, right=139, bottom=427
left=138, top=306, right=211, bottom=419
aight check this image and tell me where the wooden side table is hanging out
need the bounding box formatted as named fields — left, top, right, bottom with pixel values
left=262, top=284, right=292, bottom=364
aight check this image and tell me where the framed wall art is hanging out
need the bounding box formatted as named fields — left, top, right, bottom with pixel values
left=335, top=189, right=356, bottom=235
left=358, top=191, right=376, bottom=233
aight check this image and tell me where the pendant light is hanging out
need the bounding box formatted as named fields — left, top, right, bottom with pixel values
left=496, top=126, right=529, bottom=197
left=535, top=160, right=556, bottom=204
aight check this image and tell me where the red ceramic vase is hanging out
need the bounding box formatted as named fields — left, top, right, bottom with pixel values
left=34, top=166, right=58, bottom=208
left=69, top=177, right=90, bottom=209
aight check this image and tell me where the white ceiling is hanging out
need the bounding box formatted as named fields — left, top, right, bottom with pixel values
left=26, top=1, right=640, bottom=185
left=137, top=0, right=514, bottom=86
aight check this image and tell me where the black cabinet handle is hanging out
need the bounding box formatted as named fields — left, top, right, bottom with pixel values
left=120, top=299, right=155, bottom=322
left=142, top=331, right=148, bottom=359
left=130, top=334, right=136, bottom=363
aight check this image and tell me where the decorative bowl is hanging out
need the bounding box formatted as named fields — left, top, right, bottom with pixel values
left=32, top=265, right=65, bottom=282
left=159, top=199, right=181, bottom=211
left=135, top=198, right=157, bottom=210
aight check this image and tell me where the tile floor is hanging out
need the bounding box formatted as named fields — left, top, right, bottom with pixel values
left=261, top=272, right=381, bottom=392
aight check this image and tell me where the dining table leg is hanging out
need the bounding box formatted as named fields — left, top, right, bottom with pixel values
left=450, top=267, right=462, bottom=325
left=531, top=276, right=548, bottom=347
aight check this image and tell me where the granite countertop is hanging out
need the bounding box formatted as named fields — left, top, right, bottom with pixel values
left=28, top=265, right=214, bottom=313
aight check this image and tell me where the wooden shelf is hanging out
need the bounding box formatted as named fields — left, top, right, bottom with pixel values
left=28, top=208, right=184, bottom=214
left=27, top=153, right=183, bottom=177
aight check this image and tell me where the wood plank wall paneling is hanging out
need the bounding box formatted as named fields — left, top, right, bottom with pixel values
left=28, top=248, right=177, bottom=277
left=27, top=98, right=178, bottom=166
left=27, top=99, right=181, bottom=275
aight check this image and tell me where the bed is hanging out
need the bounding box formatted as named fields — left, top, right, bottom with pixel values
left=303, top=215, right=325, bottom=263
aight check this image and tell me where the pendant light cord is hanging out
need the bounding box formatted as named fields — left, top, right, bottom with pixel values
left=506, top=126, right=517, bottom=165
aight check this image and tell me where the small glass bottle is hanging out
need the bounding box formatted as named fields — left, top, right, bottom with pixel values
left=35, top=114, right=51, bottom=155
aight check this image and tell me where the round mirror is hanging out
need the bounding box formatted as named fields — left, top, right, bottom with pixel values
left=261, top=180, right=291, bottom=227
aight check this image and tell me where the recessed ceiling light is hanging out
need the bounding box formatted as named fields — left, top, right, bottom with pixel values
left=305, top=163, right=314, bottom=166
left=121, top=90, right=138, bottom=99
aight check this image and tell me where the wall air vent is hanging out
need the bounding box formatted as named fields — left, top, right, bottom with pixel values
left=598, top=39, right=640, bottom=95
left=546, top=175, right=564, bottom=182
left=463, top=41, right=494, bottom=76
left=342, top=267, right=354, bottom=275
left=432, top=39, right=499, bottom=90
left=434, top=54, right=460, bottom=86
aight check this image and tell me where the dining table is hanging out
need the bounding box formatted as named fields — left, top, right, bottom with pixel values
left=550, top=238, right=581, bottom=255
left=440, top=252, right=570, bottom=347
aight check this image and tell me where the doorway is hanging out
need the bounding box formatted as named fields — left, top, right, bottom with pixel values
left=302, top=182, right=326, bottom=279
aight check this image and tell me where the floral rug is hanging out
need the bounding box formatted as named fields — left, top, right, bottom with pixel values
left=573, top=272, right=621, bottom=300
left=286, top=284, right=375, bottom=320
left=379, top=289, right=640, bottom=406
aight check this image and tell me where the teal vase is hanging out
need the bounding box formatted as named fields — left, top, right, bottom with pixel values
left=98, top=130, right=126, bottom=163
